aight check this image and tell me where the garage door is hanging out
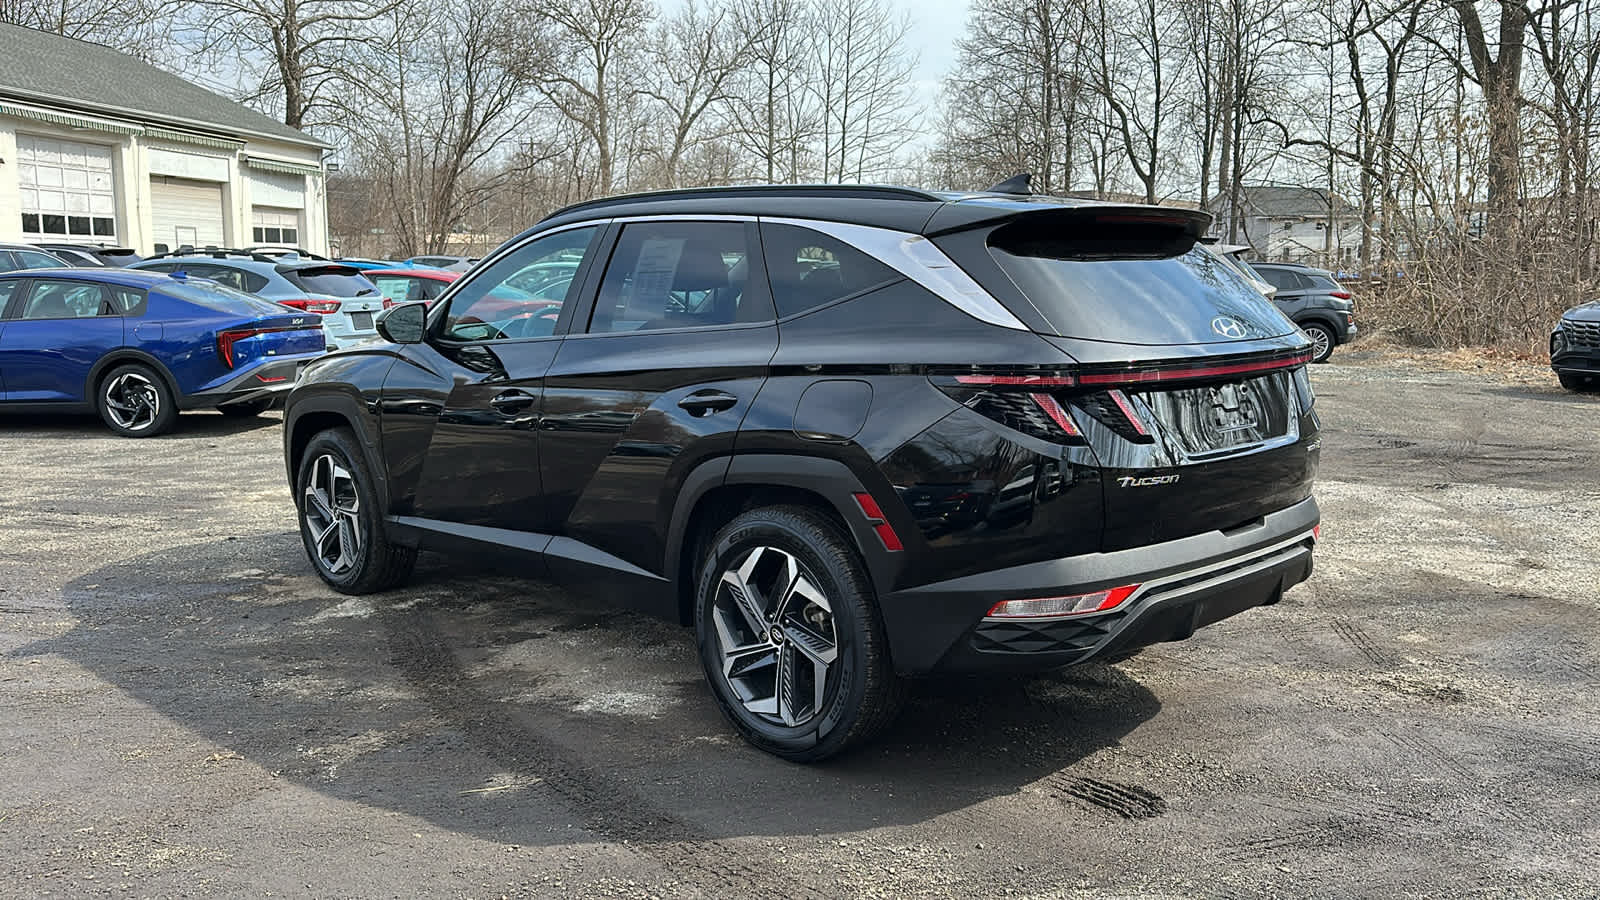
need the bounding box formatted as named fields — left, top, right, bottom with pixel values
left=16, top=136, right=118, bottom=241
left=149, top=177, right=225, bottom=252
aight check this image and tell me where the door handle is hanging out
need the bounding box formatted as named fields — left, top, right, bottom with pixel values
left=678, top=389, right=738, bottom=416
left=490, top=389, right=538, bottom=413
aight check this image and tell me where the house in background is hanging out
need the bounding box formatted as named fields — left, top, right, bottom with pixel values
left=1206, top=184, right=1362, bottom=265
left=0, top=23, right=329, bottom=256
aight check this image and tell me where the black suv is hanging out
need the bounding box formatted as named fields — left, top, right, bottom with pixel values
left=1551, top=301, right=1600, bottom=391
left=282, top=185, right=1321, bottom=761
left=1248, top=262, right=1358, bottom=362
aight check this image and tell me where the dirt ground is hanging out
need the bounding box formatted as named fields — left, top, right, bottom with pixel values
left=2, top=352, right=1597, bottom=899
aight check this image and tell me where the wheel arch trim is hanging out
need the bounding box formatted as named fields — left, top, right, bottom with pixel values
left=86, top=349, right=181, bottom=405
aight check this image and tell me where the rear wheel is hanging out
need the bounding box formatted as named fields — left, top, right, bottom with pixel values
left=296, top=427, right=415, bottom=594
left=1302, top=322, right=1336, bottom=363
left=97, top=364, right=177, bottom=437
left=695, top=506, right=905, bottom=762
left=219, top=397, right=274, bottom=417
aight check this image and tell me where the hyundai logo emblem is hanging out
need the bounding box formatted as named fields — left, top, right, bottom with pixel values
left=1211, top=316, right=1247, bottom=339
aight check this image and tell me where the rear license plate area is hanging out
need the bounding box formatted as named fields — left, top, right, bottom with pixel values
left=351, top=311, right=374, bottom=330
left=1137, top=371, right=1297, bottom=459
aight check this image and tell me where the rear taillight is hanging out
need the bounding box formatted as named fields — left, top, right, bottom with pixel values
left=987, top=584, right=1141, bottom=618
left=217, top=323, right=322, bottom=368
left=278, top=298, right=342, bottom=314
left=1329, top=291, right=1352, bottom=299
left=935, top=372, right=1084, bottom=444
left=382, top=298, right=396, bottom=309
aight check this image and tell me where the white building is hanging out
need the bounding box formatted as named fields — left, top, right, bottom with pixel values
left=1206, top=185, right=1363, bottom=266
left=0, top=23, right=331, bottom=256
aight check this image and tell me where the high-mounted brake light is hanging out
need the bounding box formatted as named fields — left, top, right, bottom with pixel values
left=852, top=492, right=904, bottom=552
left=987, top=584, right=1141, bottom=619
left=278, top=298, right=342, bottom=315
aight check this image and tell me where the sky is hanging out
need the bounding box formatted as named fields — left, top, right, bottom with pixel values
left=902, top=0, right=972, bottom=122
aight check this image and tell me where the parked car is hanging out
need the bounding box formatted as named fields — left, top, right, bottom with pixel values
left=405, top=254, right=478, bottom=272
left=0, top=242, right=69, bottom=272
left=130, top=250, right=385, bottom=350
left=332, top=257, right=406, bottom=272
left=366, top=267, right=460, bottom=308
left=283, top=184, right=1321, bottom=761
left=33, top=242, right=142, bottom=267
left=1200, top=242, right=1277, bottom=299
left=1249, top=262, right=1358, bottom=362
left=0, top=268, right=325, bottom=436
left=1550, top=300, right=1600, bottom=391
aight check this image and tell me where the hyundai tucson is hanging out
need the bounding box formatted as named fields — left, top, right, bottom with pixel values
left=282, top=183, right=1322, bottom=761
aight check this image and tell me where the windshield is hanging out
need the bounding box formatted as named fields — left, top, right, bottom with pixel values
left=280, top=266, right=376, bottom=298
left=987, top=223, right=1297, bottom=345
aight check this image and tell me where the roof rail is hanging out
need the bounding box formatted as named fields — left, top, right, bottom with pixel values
left=540, top=183, right=946, bottom=222
left=141, top=246, right=280, bottom=263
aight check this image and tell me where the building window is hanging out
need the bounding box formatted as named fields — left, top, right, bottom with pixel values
left=251, top=207, right=300, bottom=245
left=17, top=136, right=117, bottom=241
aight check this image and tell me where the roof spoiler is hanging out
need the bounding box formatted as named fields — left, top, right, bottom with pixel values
left=929, top=202, right=1214, bottom=242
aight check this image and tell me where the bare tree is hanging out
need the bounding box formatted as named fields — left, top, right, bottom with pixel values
left=170, top=0, right=398, bottom=129
left=811, top=0, right=920, bottom=183
left=726, top=0, right=816, bottom=182
left=1089, top=0, right=1183, bottom=203
left=642, top=0, right=757, bottom=187
left=1, top=0, right=166, bottom=57
left=528, top=0, right=652, bottom=195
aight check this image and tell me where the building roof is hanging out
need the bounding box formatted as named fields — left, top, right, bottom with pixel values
left=0, top=23, right=329, bottom=150
left=1211, top=185, right=1356, bottom=219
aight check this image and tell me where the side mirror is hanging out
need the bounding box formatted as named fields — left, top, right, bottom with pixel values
left=376, top=301, right=426, bottom=344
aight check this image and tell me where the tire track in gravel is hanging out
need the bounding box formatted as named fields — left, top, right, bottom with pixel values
left=1329, top=617, right=1394, bottom=666
left=1044, top=774, right=1166, bottom=819
left=384, top=608, right=835, bottom=900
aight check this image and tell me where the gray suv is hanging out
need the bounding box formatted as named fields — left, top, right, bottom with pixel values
left=131, top=250, right=384, bottom=350
left=1250, top=262, right=1358, bottom=362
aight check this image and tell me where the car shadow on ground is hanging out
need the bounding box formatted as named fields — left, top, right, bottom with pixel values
left=19, top=534, right=1164, bottom=849
left=0, top=410, right=283, bottom=438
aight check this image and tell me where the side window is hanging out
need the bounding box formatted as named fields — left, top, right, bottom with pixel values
left=0, top=280, right=18, bottom=313
left=21, top=281, right=112, bottom=318
left=441, top=226, right=597, bottom=342
left=589, top=221, right=770, bottom=333
left=15, top=250, right=65, bottom=270
left=759, top=223, right=900, bottom=318
left=0, top=252, right=17, bottom=273
left=198, top=265, right=248, bottom=292
left=114, top=287, right=148, bottom=316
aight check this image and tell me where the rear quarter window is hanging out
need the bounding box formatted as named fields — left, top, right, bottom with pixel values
left=760, top=223, right=901, bottom=318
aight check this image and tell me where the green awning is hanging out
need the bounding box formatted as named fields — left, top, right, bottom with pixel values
left=145, top=127, right=242, bottom=150
left=243, top=155, right=322, bottom=177
left=0, top=103, right=140, bottom=135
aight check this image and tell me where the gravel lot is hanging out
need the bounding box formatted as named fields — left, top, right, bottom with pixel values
left=2, top=352, right=1597, bottom=898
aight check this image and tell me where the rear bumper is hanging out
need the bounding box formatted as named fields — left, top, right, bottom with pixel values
left=878, top=496, right=1319, bottom=674
left=181, top=357, right=312, bottom=410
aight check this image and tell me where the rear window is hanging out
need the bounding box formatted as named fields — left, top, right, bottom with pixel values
left=280, top=266, right=377, bottom=298
left=986, top=220, right=1296, bottom=344
left=161, top=279, right=295, bottom=316
left=1305, top=272, right=1343, bottom=291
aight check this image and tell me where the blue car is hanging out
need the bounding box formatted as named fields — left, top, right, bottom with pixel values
left=0, top=268, right=326, bottom=437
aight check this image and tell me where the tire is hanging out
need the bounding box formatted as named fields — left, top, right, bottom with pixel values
left=218, top=397, right=274, bottom=417
left=296, top=427, right=415, bottom=594
left=694, top=505, right=906, bottom=762
left=1302, top=322, right=1336, bottom=363
left=96, top=363, right=178, bottom=437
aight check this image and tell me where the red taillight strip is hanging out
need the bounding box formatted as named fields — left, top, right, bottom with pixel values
left=1105, top=389, right=1149, bottom=436
left=955, top=374, right=1077, bottom=387
left=851, top=492, right=904, bottom=552
left=1028, top=392, right=1081, bottom=437
left=1078, top=352, right=1312, bottom=386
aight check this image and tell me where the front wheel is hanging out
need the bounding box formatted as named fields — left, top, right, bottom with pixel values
left=1302, top=323, right=1336, bottom=363
left=296, top=427, right=416, bottom=594
left=97, top=364, right=177, bottom=437
left=695, top=506, right=905, bottom=762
